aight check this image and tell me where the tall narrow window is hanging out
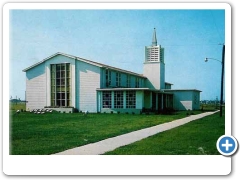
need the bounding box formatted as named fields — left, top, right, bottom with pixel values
left=102, top=91, right=112, bottom=108
left=135, top=77, right=140, bottom=88
left=106, top=69, right=108, bottom=87
left=116, top=72, right=121, bottom=87
left=126, top=91, right=136, bottom=108
left=51, top=63, right=71, bottom=107
left=114, top=91, right=123, bottom=108
left=127, top=75, right=131, bottom=88
left=106, top=69, right=111, bottom=87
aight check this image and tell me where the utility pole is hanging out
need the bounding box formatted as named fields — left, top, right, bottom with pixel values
left=220, top=44, right=225, bottom=117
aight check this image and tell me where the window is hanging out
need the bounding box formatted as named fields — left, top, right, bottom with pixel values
left=102, top=91, right=112, bottom=108
left=106, top=69, right=111, bottom=87
left=135, top=77, right=140, bottom=88
left=51, top=63, right=71, bottom=107
left=116, top=72, right=121, bottom=87
left=114, top=91, right=123, bottom=108
left=127, top=75, right=131, bottom=88
left=126, top=91, right=136, bottom=108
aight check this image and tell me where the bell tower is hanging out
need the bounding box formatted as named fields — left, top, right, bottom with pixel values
left=143, top=28, right=165, bottom=90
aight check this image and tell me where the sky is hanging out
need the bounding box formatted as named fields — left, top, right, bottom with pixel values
left=9, top=9, right=225, bottom=101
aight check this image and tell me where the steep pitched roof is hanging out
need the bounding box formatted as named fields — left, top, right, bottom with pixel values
left=22, top=52, right=147, bottom=78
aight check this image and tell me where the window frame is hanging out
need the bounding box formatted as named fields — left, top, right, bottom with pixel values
left=102, top=91, right=112, bottom=108
left=116, top=72, right=121, bottom=87
left=51, top=63, right=71, bottom=107
left=126, top=91, right=136, bottom=108
left=106, top=69, right=112, bottom=87
left=114, top=91, right=123, bottom=108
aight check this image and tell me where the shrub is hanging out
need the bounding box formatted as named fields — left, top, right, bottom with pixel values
left=73, top=108, right=79, bottom=113
left=162, top=108, right=175, bottom=115
left=118, top=111, right=120, bottom=114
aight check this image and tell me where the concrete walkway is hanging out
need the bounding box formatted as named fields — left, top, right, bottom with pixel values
left=53, top=111, right=219, bottom=155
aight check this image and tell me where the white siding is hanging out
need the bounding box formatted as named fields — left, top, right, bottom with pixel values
left=76, top=61, right=101, bottom=112
left=143, top=59, right=165, bottom=90
left=26, top=63, right=46, bottom=110
left=143, top=62, right=160, bottom=89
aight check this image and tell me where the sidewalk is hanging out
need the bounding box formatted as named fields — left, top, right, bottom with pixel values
left=53, top=111, right=219, bottom=155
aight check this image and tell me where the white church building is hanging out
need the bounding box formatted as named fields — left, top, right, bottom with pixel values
left=23, top=28, right=201, bottom=113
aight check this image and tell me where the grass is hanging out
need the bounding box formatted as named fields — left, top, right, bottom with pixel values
left=104, top=111, right=225, bottom=155
left=10, top=108, right=202, bottom=155
left=10, top=102, right=222, bottom=155
left=9, top=102, right=26, bottom=111
left=200, top=104, right=221, bottom=111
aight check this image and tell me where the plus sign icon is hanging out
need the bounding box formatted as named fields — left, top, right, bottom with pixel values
left=217, top=135, right=238, bottom=156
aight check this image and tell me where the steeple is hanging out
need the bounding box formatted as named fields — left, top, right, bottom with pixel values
left=144, top=28, right=165, bottom=89
left=152, top=28, right=157, bottom=46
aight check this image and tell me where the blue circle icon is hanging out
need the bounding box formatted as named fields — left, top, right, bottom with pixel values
left=217, top=135, right=238, bottom=156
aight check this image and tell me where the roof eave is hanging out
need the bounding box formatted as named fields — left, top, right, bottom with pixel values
left=165, top=82, right=173, bottom=85
left=22, top=52, right=62, bottom=72
left=96, top=88, right=149, bottom=91
left=164, top=89, right=202, bottom=92
left=22, top=52, right=145, bottom=78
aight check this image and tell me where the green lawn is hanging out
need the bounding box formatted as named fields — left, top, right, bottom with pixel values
left=104, top=112, right=225, bottom=155
left=10, top=110, right=200, bottom=155
left=10, top=102, right=26, bottom=111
